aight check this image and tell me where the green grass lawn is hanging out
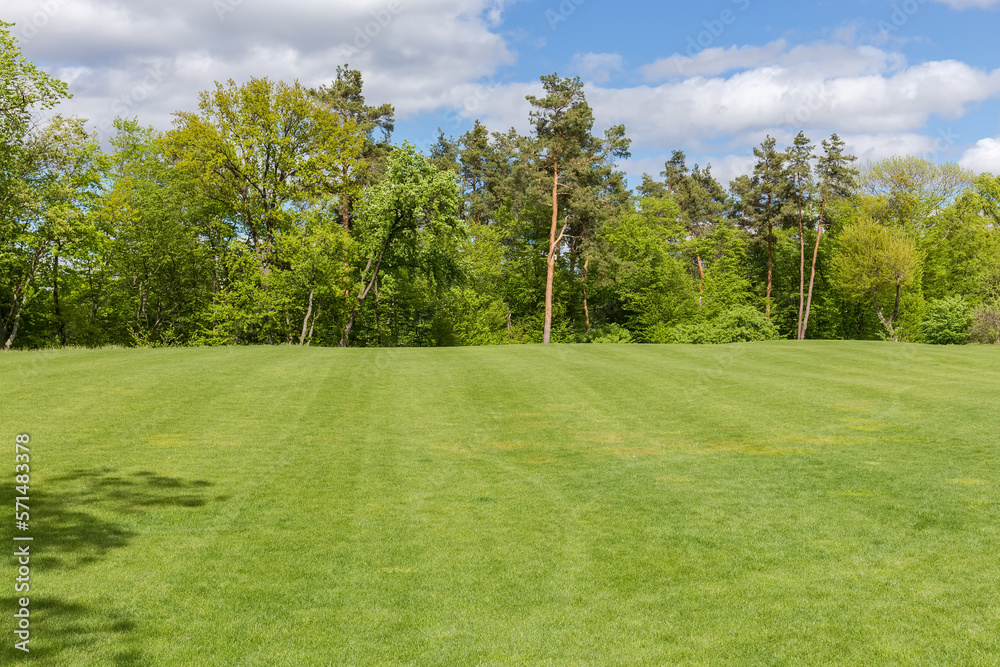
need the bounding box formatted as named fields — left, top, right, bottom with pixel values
left=2, top=342, right=999, bottom=665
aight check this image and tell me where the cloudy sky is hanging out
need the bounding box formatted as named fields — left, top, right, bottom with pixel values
left=8, top=0, right=1000, bottom=185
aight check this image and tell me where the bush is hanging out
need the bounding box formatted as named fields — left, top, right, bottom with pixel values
left=652, top=306, right=779, bottom=344
left=970, top=302, right=1000, bottom=344
left=584, top=323, right=634, bottom=344
left=922, top=296, right=972, bottom=345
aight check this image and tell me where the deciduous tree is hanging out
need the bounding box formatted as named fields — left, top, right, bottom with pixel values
left=833, top=219, right=919, bottom=341
left=167, top=77, right=364, bottom=265
left=340, top=143, right=462, bottom=347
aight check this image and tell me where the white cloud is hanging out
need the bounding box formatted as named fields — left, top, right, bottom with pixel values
left=424, top=37, right=1000, bottom=190
left=933, top=0, right=1000, bottom=8
left=10, top=3, right=1000, bottom=185
left=11, top=0, right=515, bottom=132
left=586, top=53, right=1000, bottom=150
left=960, top=137, right=1000, bottom=174
left=639, top=40, right=906, bottom=81
left=701, top=154, right=757, bottom=188
left=839, top=133, right=944, bottom=163
left=572, top=53, right=624, bottom=84
left=639, top=41, right=788, bottom=80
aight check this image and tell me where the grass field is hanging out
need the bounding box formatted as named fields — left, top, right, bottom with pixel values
left=2, top=342, right=999, bottom=665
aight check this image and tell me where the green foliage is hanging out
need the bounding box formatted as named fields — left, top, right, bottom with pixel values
left=600, top=198, right=697, bottom=339
left=584, top=323, right=633, bottom=344
left=694, top=225, right=755, bottom=317
left=0, top=21, right=69, bottom=145
left=833, top=218, right=921, bottom=341
left=441, top=287, right=513, bottom=346
left=969, top=193, right=1000, bottom=305
left=95, top=119, right=219, bottom=346
left=2, top=115, right=105, bottom=349
left=3, top=40, right=999, bottom=352
left=0, top=23, right=75, bottom=348
left=340, top=142, right=463, bottom=346
left=922, top=296, right=972, bottom=345
left=525, top=73, right=631, bottom=344
left=311, top=66, right=395, bottom=229
left=654, top=305, right=779, bottom=344
left=730, top=135, right=791, bottom=319
left=970, top=302, right=1000, bottom=345
left=166, top=77, right=364, bottom=260
left=860, top=157, right=974, bottom=233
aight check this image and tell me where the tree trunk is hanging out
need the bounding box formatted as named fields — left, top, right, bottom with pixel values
left=341, top=185, right=350, bottom=231
left=53, top=243, right=66, bottom=346
left=582, top=257, right=591, bottom=333
left=306, top=307, right=319, bottom=347
left=873, top=284, right=902, bottom=342
left=543, top=162, right=559, bottom=344
left=340, top=231, right=394, bottom=347
left=696, top=254, right=705, bottom=309
left=4, top=290, right=29, bottom=350
left=340, top=308, right=357, bottom=347
left=3, top=251, right=43, bottom=351
left=802, top=199, right=825, bottom=339
left=796, top=200, right=805, bottom=339
left=766, top=217, right=773, bottom=319
left=300, top=288, right=314, bottom=345
left=375, top=279, right=380, bottom=345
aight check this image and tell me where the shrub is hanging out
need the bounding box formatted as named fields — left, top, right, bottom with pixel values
left=970, top=302, right=1000, bottom=344
left=922, top=296, right=972, bottom=345
left=650, top=321, right=716, bottom=344
left=653, top=306, right=779, bottom=344
left=585, top=323, right=634, bottom=344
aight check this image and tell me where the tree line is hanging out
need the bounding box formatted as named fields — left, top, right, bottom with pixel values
left=2, top=23, right=999, bottom=350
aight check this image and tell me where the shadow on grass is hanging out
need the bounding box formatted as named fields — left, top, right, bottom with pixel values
left=28, top=468, right=218, bottom=569
left=1, top=596, right=145, bottom=666
left=1, top=468, right=223, bottom=665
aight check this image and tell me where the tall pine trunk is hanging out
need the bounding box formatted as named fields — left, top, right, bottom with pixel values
left=796, top=200, right=805, bottom=339
left=802, top=199, right=825, bottom=339
left=766, top=217, right=773, bottom=319
left=543, top=162, right=559, bottom=344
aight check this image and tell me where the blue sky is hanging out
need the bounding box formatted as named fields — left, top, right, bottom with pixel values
left=8, top=0, right=1000, bottom=185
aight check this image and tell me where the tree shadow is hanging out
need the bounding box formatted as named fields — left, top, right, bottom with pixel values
left=19, top=468, right=219, bottom=570
left=0, top=468, right=224, bottom=665
left=1, top=596, right=145, bottom=666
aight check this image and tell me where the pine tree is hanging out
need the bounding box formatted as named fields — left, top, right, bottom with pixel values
left=526, top=74, right=629, bottom=343
left=785, top=132, right=815, bottom=339
left=732, top=136, right=788, bottom=318
left=656, top=151, right=726, bottom=306
left=312, top=66, right=395, bottom=230
left=801, top=133, right=858, bottom=338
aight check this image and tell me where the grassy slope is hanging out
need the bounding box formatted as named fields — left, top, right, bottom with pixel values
left=2, top=342, right=999, bottom=665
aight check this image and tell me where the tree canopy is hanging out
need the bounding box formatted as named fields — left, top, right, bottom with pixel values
left=2, top=29, right=998, bottom=350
